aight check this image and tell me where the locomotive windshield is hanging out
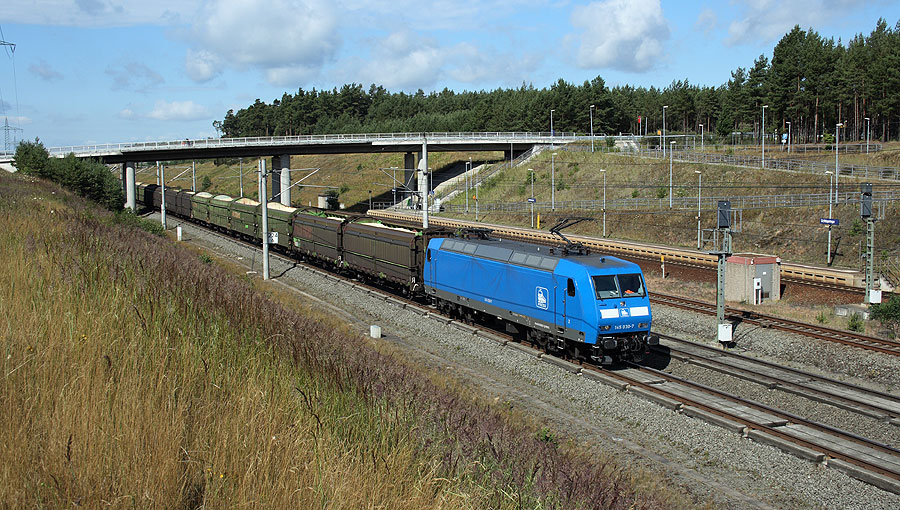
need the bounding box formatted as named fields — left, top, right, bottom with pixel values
left=591, top=273, right=645, bottom=299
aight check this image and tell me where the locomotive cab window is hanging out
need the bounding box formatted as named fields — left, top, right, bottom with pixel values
left=427, top=249, right=431, bottom=262
left=567, top=278, right=576, bottom=297
left=591, top=274, right=646, bottom=299
left=618, top=273, right=645, bottom=297
left=592, top=275, right=619, bottom=299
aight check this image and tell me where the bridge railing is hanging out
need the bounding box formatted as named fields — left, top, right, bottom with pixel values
left=45, top=131, right=636, bottom=158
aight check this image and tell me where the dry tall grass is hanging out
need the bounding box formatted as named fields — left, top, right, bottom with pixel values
left=0, top=173, right=685, bottom=509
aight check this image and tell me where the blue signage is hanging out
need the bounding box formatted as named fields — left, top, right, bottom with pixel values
left=820, top=218, right=839, bottom=225
left=527, top=198, right=536, bottom=203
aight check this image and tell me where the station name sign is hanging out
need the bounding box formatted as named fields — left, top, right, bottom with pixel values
left=819, top=218, right=839, bottom=225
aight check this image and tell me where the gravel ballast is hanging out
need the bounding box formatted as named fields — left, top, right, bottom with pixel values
left=162, top=215, right=900, bottom=510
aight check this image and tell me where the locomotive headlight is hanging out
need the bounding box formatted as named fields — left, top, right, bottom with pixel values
left=638, top=322, right=648, bottom=328
left=600, top=325, right=611, bottom=331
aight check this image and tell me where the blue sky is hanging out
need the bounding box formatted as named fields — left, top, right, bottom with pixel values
left=1, top=0, right=897, bottom=148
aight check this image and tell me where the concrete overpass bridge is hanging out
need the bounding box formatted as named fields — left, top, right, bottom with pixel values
left=2, top=131, right=646, bottom=214
left=2, top=131, right=625, bottom=210
left=4, top=131, right=605, bottom=163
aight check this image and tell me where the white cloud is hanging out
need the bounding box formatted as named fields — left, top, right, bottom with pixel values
left=186, top=0, right=340, bottom=85
left=185, top=49, right=222, bottom=83
left=570, top=0, right=669, bottom=73
left=343, top=31, right=541, bottom=90
left=724, top=0, right=860, bottom=46
left=106, top=60, right=164, bottom=92
left=2, top=0, right=199, bottom=27
left=694, top=8, right=717, bottom=36
left=117, top=108, right=136, bottom=119
left=147, top=100, right=210, bottom=121
left=28, top=59, right=63, bottom=81
left=356, top=32, right=446, bottom=89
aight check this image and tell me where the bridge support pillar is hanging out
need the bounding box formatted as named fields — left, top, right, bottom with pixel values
left=122, top=161, right=136, bottom=211
left=404, top=152, right=419, bottom=195
left=270, top=157, right=281, bottom=202
left=276, top=155, right=291, bottom=206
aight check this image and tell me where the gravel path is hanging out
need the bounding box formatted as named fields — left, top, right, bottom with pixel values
left=159, top=215, right=900, bottom=510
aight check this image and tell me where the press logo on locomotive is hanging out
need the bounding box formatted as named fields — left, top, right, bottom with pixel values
left=536, top=287, right=549, bottom=310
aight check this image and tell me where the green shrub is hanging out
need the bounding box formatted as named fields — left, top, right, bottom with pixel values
left=13, top=139, right=51, bottom=178
left=816, top=311, right=828, bottom=324
left=847, top=312, right=865, bottom=333
left=870, top=295, right=900, bottom=338
left=656, top=187, right=667, bottom=199
left=535, top=427, right=558, bottom=447
left=15, top=139, right=123, bottom=211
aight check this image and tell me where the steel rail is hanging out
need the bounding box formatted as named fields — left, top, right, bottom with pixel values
left=651, top=293, right=900, bottom=356
left=656, top=333, right=900, bottom=422
left=603, top=363, right=900, bottom=481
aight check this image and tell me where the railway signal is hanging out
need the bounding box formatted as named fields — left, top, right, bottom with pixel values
left=861, top=184, right=880, bottom=304
left=711, top=200, right=733, bottom=344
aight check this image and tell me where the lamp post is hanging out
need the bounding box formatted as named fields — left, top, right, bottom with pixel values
left=550, top=109, right=555, bottom=148
left=662, top=105, right=668, bottom=156
left=529, top=168, right=535, bottom=228
left=239, top=157, right=244, bottom=197
left=761, top=105, right=768, bottom=168
left=465, top=160, right=470, bottom=214
left=865, top=117, right=870, bottom=154
left=786, top=122, right=791, bottom=154
left=669, top=141, right=675, bottom=208
left=835, top=122, right=843, bottom=202
left=699, top=123, right=704, bottom=152
left=468, top=157, right=473, bottom=212
left=475, top=171, right=479, bottom=221
left=826, top=170, right=833, bottom=265
left=695, top=170, right=702, bottom=249
left=391, top=166, right=398, bottom=205
left=551, top=152, right=557, bottom=211
left=590, top=104, right=595, bottom=153
left=600, top=168, right=606, bottom=237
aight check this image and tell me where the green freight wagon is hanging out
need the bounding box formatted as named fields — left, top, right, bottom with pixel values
left=230, top=197, right=260, bottom=239
left=266, top=202, right=298, bottom=250
left=208, top=194, right=235, bottom=230
left=191, top=192, right=214, bottom=223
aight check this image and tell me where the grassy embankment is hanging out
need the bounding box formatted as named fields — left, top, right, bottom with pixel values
left=0, top=172, right=686, bottom=508
left=436, top=145, right=900, bottom=270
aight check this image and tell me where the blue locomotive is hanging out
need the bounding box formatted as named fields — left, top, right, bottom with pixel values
left=424, top=231, right=658, bottom=364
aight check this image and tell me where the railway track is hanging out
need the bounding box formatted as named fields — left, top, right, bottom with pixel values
left=651, top=292, right=900, bottom=356
left=588, top=362, right=900, bottom=494
left=171, top=215, right=900, bottom=495
left=656, top=334, right=900, bottom=426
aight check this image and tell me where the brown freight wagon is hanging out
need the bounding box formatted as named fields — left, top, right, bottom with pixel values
left=291, top=210, right=346, bottom=264
left=342, top=219, right=423, bottom=291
